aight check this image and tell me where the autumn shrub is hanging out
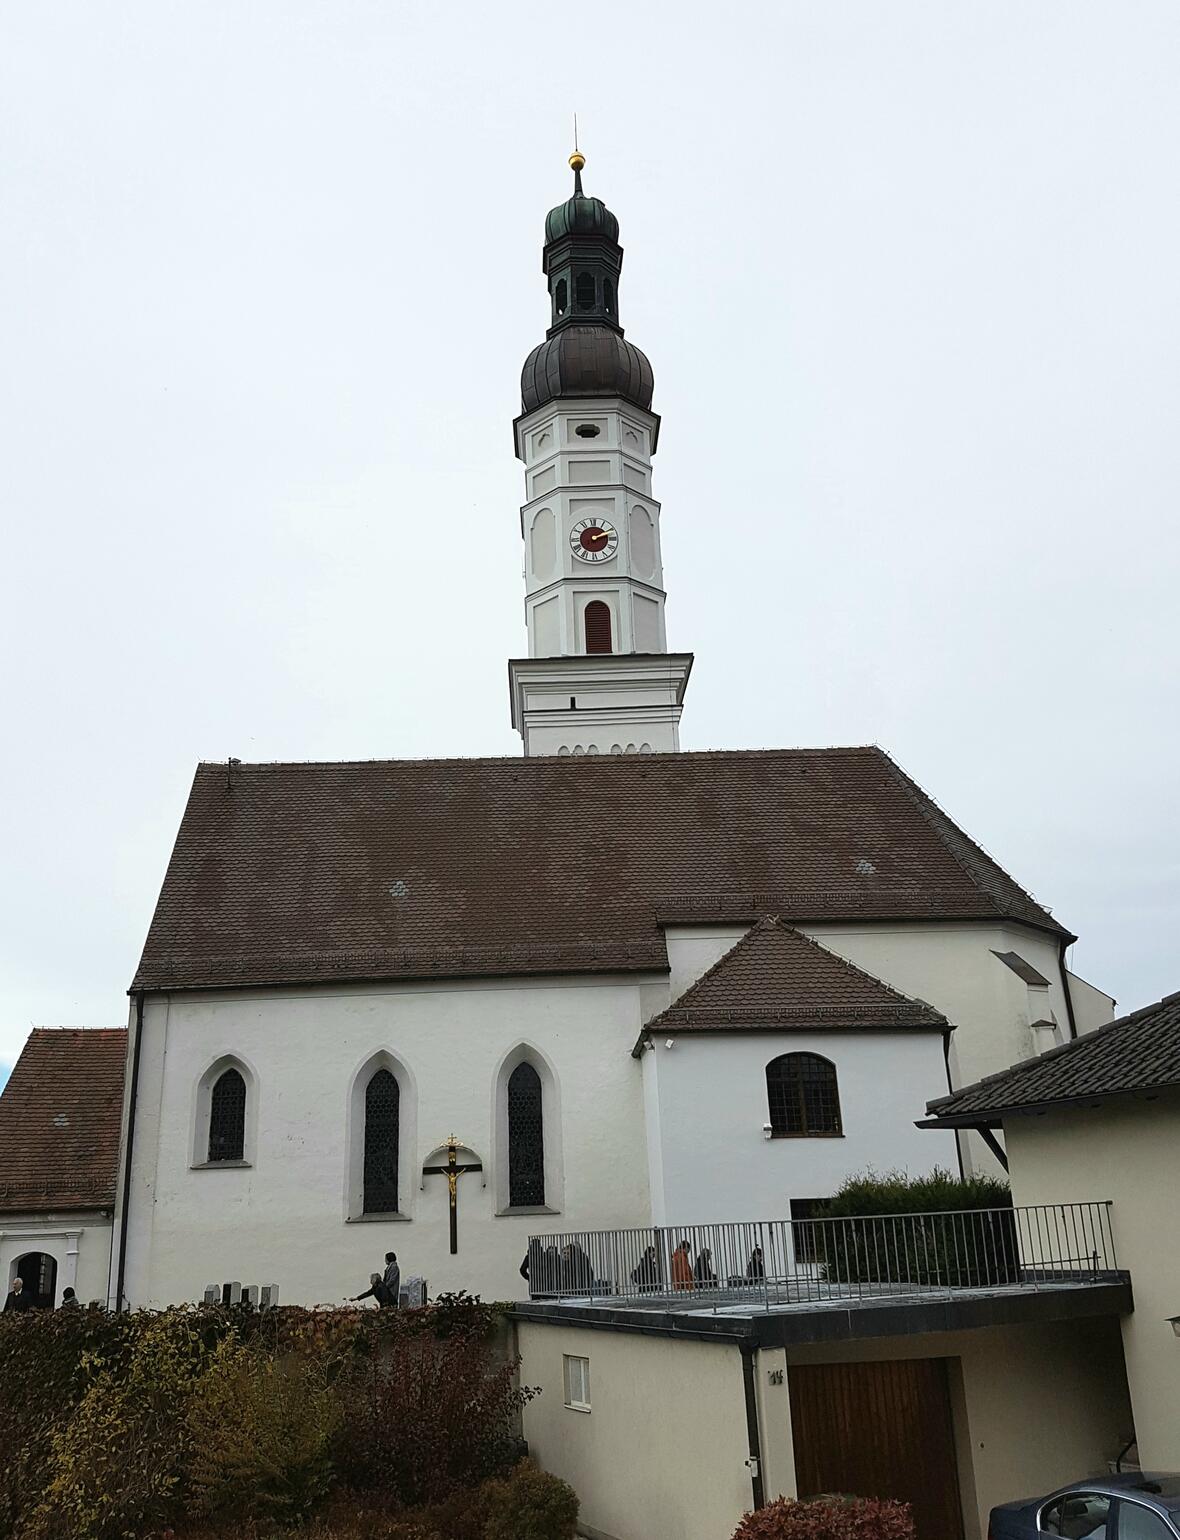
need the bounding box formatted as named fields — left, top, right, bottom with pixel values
left=27, top=1314, right=208, bottom=1539
left=732, top=1495, right=916, bottom=1539
left=482, top=1459, right=579, bottom=1540
left=332, top=1320, right=534, bottom=1506
left=186, top=1336, right=340, bottom=1523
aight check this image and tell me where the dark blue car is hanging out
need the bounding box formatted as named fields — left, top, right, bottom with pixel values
left=990, top=1473, right=1180, bottom=1539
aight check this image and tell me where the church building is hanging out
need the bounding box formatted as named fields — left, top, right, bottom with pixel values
left=1, top=154, right=1114, bottom=1310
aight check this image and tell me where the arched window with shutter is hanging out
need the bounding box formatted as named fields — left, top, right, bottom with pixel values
left=584, top=600, right=612, bottom=654
left=766, top=1053, right=842, bottom=1137
left=554, top=277, right=568, bottom=317
left=363, top=1068, right=400, bottom=1213
left=575, top=271, right=596, bottom=310
left=603, top=278, right=614, bottom=314
left=208, top=1068, right=247, bottom=1161
left=508, top=1061, right=545, bottom=1207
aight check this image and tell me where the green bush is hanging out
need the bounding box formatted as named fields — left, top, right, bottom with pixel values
left=482, top=1460, right=579, bottom=1540
left=811, top=1168, right=1018, bottom=1289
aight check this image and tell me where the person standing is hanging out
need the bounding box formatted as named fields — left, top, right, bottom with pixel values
left=3, top=1277, right=33, bottom=1313
left=382, top=1251, right=401, bottom=1309
left=58, top=1287, right=80, bottom=1309
left=671, top=1240, right=693, bottom=1291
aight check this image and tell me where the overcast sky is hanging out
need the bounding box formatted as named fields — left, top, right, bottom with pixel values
left=1, top=1, right=1177, bottom=1076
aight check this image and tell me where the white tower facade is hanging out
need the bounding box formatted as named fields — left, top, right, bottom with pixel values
left=508, top=156, right=691, bottom=758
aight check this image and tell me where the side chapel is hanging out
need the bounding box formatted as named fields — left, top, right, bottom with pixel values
left=0, top=154, right=1115, bottom=1309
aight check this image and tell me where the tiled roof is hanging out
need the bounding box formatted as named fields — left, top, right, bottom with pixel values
left=647, top=917, right=948, bottom=1031
left=924, top=990, right=1180, bottom=1124
left=0, top=1028, right=126, bottom=1212
left=132, top=747, right=1067, bottom=993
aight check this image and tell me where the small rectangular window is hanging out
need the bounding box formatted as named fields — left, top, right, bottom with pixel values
left=563, top=1353, right=591, bottom=1411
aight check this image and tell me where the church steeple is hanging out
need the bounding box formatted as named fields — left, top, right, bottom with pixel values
left=507, top=153, right=693, bottom=759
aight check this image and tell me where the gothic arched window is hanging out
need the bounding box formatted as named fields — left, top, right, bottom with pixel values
left=575, top=271, right=596, bottom=311
left=554, top=278, right=568, bottom=317
left=766, top=1053, right=842, bottom=1137
left=363, top=1068, right=400, bottom=1213
left=508, top=1061, right=545, bottom=1207
left=584, top=600, right=612, bottom=654
left=208, top=1068, right=247, bottom=1161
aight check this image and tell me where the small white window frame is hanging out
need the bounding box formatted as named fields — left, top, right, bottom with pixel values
left=563, top=1353, right=591, bottom=1412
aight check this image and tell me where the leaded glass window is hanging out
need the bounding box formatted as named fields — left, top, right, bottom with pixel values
left=363, top=1068, right=400, bottom=1213
left=508, top=1061, right=545, bottom=1207
left=766, top=1053, right=842, bottom=1137
left=208, top=1068, right=246, bottom=1161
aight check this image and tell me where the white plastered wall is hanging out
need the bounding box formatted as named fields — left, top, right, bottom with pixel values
left=516, top=1321, right=753, bottom=1540
left=641, top=1028, right=958, bottom=1226
left=2, top=1215, right=112, bottom=1306
left=662, top=921, right=1113, bottom=1177
left=116, top=975, right=656, bottom=1309
left=1005, top=1097, right=1180, bottom=1469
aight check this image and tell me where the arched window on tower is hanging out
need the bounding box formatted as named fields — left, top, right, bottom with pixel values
left=208, top=1068, right=247, bottom=1161
left=584, top=600, right=612, bottom=654
left=575, top=271, right=596, bottom=311
left=554, top=278, right=568, bottom=317
left=508, top=1061, right=545, bottom=1207
left=765, top=1053, right=842, bottom=1137
left=363, top=1068, right=400, bottom=1213
left=603, top=278, right=614, bottom=315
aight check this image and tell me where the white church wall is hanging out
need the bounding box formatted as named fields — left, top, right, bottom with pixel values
left=661, top=919, right=1092, bottom=1180
left=644, top=1029, right=957, bottom=1227
left=117, top=975, right=657, bottom=1309
left=1066, top=969, right=1117, bottom=1035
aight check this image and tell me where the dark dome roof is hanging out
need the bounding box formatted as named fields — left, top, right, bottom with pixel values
left=545, top=193, right=620, bottom=245
left=521, top=327, right=654, bottom=414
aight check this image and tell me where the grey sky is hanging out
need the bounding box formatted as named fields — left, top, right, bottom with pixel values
left=2, top=1, right=1177, bottom=1071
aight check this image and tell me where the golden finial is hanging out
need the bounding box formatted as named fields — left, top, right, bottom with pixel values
left=569, top=150, right=586, bottom=173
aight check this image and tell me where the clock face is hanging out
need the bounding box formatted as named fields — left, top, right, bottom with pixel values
left=570, top=518, right=619, bottom=563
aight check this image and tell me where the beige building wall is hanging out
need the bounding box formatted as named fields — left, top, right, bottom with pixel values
left=1006, top=1097, right=1180, bottom=1469
left=786, top=1318, right=1132, bottom=1540
left=516, top=1322, right=754, bottom=1540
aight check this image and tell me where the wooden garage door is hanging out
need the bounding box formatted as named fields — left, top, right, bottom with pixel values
left=789, top=1358, right=964, bottom=1540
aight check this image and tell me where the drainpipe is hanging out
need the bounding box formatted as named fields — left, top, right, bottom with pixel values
left=1059, top=936, right=1079, bottom=1041
left=114, top=990, right=146, bottom=1312
left=942, top=1029, right=966, bottom=1181
left=739, top=1341, right=765, bottom=1511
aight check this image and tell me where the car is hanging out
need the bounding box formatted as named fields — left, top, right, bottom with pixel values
left=990, top=1472, right=1180, bottom=1539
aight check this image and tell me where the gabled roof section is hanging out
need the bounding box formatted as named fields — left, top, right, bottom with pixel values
left=647, top=917, right=948, bottom=1032
left=131, top=746, right=1068, bottom=994
left=923, top=990, right=1180, bottom=1125
left=0, top=1028, right=127, bottom=1213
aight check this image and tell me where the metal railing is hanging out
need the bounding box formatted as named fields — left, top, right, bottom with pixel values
left=524, top=1202, right=1119, bottom=1308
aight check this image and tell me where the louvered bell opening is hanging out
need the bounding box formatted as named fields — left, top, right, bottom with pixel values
left=584, top=601, right=612, bottom=654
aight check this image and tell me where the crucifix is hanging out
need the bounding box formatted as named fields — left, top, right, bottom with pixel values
left=421, top=1136, right=484, bottom=1255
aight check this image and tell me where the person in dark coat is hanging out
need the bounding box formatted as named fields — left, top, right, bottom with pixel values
left=58, top=1288, right=79, bottom=1309
left=3, top=1277, right=33, bottom=1313
left=561, top=1242, right=594, bottom=1294
left=746, top=1246, right=765, bottom=1280
left=693, top=1247, right=717, bottom=1287
left=631, top=1245, right=662, bottom=1293
left=382, top=1252, right=401, bottom=1309
left=351, top=1272, right=388, bottom=1307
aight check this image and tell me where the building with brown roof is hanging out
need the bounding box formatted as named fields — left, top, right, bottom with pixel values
left=921, top=990, right=1180, bottom=1474
left=106, top=159, right=1117, bottom=1315
left=0, top=1027, right=125, bottom=1307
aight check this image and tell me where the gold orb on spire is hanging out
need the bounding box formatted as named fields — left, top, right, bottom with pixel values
left=569, top=150, right=586, bottom=172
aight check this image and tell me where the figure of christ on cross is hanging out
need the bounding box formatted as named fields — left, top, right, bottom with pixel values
left=421, top=1136, right=484, bottom=1254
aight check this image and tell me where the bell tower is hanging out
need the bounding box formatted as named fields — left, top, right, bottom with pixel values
left=507, top=152, right=692, bottom=758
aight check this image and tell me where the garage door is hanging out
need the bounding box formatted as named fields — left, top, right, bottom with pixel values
left=788, top=1358, right=965, bottom=1540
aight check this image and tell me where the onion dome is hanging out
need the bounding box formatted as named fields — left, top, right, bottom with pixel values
left=519, top=151, right=654, bottom=417
left=521, top=328, right=654, bottom=414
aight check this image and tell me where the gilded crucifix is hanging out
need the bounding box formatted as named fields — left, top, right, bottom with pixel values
left=421, top=1135, right=484, bottom=1255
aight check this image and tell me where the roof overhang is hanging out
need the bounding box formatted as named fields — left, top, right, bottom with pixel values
left=919, top=1081, right=1180, bottom=1130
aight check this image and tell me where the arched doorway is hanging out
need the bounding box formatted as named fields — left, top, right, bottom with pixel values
left=14, top=1252, right=57, bottom=1309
